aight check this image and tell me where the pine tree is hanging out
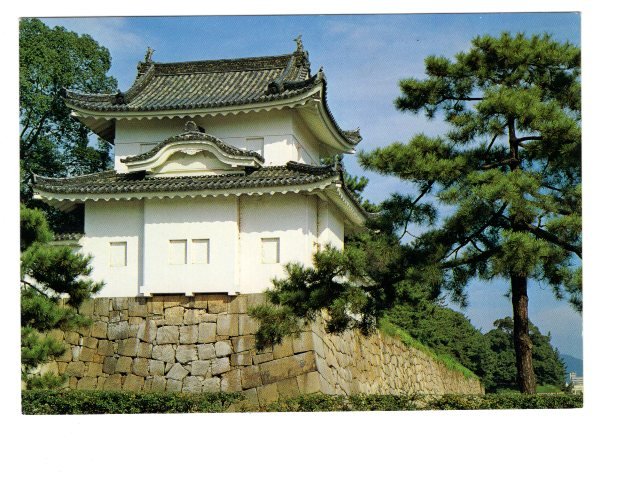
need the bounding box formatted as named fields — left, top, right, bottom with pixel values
left=359, top=33, right=581, bottom=393
left=20, top=205, right=102, bottom=388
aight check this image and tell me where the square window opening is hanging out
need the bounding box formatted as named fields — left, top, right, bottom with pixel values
left=169, top=240, right=187, bottom=265
left=109, top=241, right=127, bottom=267
left=261, top=237, right=280, bottom=264
left=191, top=239, right=210, bottom=264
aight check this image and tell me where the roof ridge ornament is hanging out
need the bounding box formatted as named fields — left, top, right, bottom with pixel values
left=144, top=46, right=155, bottom=63
left=184, top=120, right=200, bottom=133
left=333, top=155, right=344, bottom=172
left=294, top=35, right=304, bottom=53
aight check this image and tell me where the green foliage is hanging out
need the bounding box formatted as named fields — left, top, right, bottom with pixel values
left=22, top=390, right=582, bottom=414
left=377, top=318, right=478, bottom=379
left=20, top=18, right=117, bottom=227
left=22, top=390, right=241, bottom=415
left=25, top=372, right=67, bottom=390
left=20, top=205, right=102, bottom=386
left=250, top=244, right=378, bottom=348
left=484, top=317, right=567, bottom=391
left=383, top=305, right=494, bottom=384
left=262, top=392, right=582, bottom=412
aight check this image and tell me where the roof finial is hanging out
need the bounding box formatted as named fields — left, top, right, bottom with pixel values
left=333, top=154, right=344, bottom=172
left=294, top=35, right=304, bottom=52
left=144, top=46, right=155, bottom=63
left=184, top=120, right=199, bottom=133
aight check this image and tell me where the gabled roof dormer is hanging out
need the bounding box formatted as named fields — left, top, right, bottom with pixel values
left=121, top=121, right=264, bottom=176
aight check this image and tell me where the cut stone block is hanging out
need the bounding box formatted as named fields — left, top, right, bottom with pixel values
left=211, top=357, right=230, bottom=375
left=156, top=326, right=179, bottom=344
left=176, top=345, right=198, bottom=363
left=166, top=363, right=189, bottom=381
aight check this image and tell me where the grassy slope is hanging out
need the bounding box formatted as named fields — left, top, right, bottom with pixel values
left=377, top=318, right=478, bottom=379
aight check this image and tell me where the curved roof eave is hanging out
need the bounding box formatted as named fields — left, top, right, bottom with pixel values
left=66, top=75, right=361, bottom=151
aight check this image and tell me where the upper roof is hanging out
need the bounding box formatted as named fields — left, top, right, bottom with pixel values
left=62, top=37, right=362, bottom=148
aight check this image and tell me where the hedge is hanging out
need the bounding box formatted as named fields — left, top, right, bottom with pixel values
left=22, top=390, right=242, bottom=414
left=22, top=390, right=582, bottom=414
left=263, top=393, right=583, bottom=412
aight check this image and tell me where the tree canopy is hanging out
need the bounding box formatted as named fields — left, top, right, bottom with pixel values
left=19, top=18, right=117, bottom=207
left=484, top=317, right=566, bottom=391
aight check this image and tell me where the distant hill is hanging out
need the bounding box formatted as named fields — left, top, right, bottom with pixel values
left=561, top=354, right=583, bottom=376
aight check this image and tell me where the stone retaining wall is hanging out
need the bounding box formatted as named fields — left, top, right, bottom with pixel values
left=311, top=318, right=483, bottom=395
left=41, top=294, right=482, bottom=406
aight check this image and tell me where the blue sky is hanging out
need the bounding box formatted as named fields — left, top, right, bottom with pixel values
left=41, top=13, right=582, bottom=358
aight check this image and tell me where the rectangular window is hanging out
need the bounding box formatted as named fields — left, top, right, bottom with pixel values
left=191, top=239, right=210, bottom=264
left=109, top=241, right=127, bottom=267
left=169, top=240, right=187, bottom=265
left=246, top=137, right=264, bottom=156
left=261, top=237, right=280, bottom=264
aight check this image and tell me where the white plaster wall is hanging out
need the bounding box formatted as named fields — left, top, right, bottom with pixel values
left=293, top=112, right=321, bottom=165
left=239, top=193, right=319, bottom=294
left=79, top=192, right=347, bottom=296
left=82, top=200, right=143, bottom=297
left=113, top=110, right=320, bottom=171
left=317, top=200, right=344, bottom=250
left=143, top=197, right=238, bottom=295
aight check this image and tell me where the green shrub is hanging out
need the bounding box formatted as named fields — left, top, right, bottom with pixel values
left=263, top=393, right=583, bottom=412
left=22, top=390, right=242, bottom=415
left=22, top=390, right=582, bottom=414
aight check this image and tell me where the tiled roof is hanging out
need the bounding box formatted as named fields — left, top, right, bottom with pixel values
left=33, top=162, right=339, bottom=195
left=61, top=40, right=362, bottom=147
left=52, top=232, right=84, bottom=241
left=63, top=51, right=312, bottom=112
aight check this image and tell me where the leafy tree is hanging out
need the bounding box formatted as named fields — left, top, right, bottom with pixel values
left=19, top=18, right=117, bottom=224
left=484, top=317, right=566, bottom=391
left=20, top=205, right=102, bottom=388
left=359, top=33, right=581, bottom=393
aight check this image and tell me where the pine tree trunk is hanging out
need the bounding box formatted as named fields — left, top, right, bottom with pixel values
left=511, top=274, right=536, bottom=393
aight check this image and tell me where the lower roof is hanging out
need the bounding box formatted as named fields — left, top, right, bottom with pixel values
left=33, top=162, right=369, bottom=226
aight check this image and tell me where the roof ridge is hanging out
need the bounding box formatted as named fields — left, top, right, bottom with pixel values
left=136, top=52, right=296, bottom=77
left=33, top=170, right=116, bottom=182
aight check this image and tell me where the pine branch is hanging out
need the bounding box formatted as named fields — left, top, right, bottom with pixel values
left=444, top=203, right=507, bottom=259
left=441, top=247, right=501, bottom=269
left=503, top=216, right=582, bottom=258
left=516, top=136, right=543, bottom=143
left=21, top=279, right=50, bottom=298
left=481, top=158, right=517, bottom=170
left=399, top=181, right=434, bottom=241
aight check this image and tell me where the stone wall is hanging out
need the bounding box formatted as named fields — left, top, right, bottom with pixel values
left=42, top=295, right=482, bottom=407
left=311, top=318, right=483, bottom=395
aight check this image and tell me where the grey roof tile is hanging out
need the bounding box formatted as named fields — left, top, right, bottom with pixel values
left=33, top=162, right=338, bottom=195
left=62, top=43, right=362, bottom=146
